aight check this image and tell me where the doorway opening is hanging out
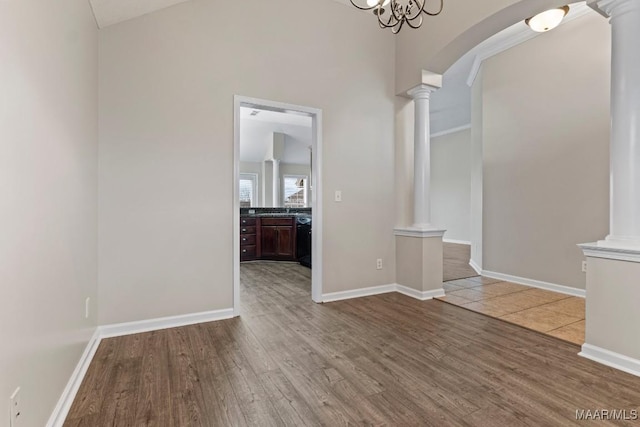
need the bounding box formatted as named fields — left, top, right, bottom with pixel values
left=233, top=96, right=323, bottom=315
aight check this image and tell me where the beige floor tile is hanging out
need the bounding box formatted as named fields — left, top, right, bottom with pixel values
left=476, top=282, right=530, bottom=297
left=466, top=276, right=503, bottom=285
left=538, top=297, right=585, bottom=319
left=547, top=321, right=585, bottom=345
left=436, top=294, right=475, bottom=305
left=499, top=306, right=582, bottom=333
left=479, top=291, right=549, bottom=312
left=518, top=288, right=571, bottom=305
left=460, top=300, right=521, bottom=317
left=448, top=288, right=490, bottom=302
left=444, top=278, right=483, bottom=289
left=443, top=282, right=466, bottom=292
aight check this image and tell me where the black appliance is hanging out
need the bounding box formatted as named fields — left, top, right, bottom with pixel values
left=296, top=216, right=312, bottom=268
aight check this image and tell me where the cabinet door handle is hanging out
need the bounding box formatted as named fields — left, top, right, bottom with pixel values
left=242, top=249, right=247, bottom=253
left=242, top=219, right=247, bottom=224
left=242, top=228, right=247, bottom=232
left=242, top=237, right=247, bottom=242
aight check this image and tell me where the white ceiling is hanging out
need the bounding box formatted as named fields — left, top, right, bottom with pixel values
left=240, top=107, right=312, bottom=165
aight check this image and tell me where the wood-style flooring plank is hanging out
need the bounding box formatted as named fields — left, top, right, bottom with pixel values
left=65, top=262, right=640, bottom=426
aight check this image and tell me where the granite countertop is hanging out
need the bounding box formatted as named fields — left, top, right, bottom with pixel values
left=240, top=208, right=312, bottom=218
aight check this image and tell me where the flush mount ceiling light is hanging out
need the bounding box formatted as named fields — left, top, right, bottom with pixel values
left=350, top=0, right=444, bottom=34
left=525, top=6, right=570, bottom=32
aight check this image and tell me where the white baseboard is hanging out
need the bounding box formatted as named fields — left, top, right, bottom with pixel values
left=396, top=285, right=445, bottom=301
left=323, top=283, right=445, bottom=303
left=48, top=308, right=235, bottom=426
left=580, top=344, right=640, bottom=378
left=443, top=238, right=471, bottom=245
left=46, top=328, right=102, bottom=427
left=481, top=270, right=586, bottom=298
left=469, top=259, right=482, bottom=275
left=100, top=308, right=235, bottom=338
left=322, top=284, right=396, bottom=303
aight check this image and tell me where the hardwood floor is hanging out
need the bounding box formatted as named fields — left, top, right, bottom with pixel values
left=443, top=242, right=478, bottom=282
left=65, top=262, right=640, bottom=426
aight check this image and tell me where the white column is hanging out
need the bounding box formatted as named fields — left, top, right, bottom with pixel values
left=597, top=0, right=640, bottom=247
left=273, top=159, right=280, bottom=208
left=407, top=84, right=439, bottom=229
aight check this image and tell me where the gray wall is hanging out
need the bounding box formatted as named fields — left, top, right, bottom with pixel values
left=98, top=0, right=397, bottom=324
left=482, top=12, right=610, bottom=289
left=0, top=0, right=98, bottom=424
left=432, top=129, right=471, bottom=242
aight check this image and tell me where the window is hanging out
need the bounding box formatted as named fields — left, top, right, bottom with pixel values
left=283, top=175, right=308, bottom=208
left=239, top=173, right=258, bottom=207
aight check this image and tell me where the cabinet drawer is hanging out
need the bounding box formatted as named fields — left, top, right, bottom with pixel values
left=240, top=217, right=256, bottom=226
left=240, top=226, right=256, bottom=234
left=240, top=234, right=256, bottom=246
left=240, top=245, right=256, bottom=260
left=261, top=217, right=293, bottom=226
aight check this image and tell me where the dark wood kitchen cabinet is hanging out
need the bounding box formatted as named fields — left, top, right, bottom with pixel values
left=260, top=217, right=296, bottom=261
left=240, top=217, right=260, bottom=261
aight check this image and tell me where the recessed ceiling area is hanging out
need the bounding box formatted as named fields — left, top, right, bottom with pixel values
left=240, top=107, right=312, bottom=165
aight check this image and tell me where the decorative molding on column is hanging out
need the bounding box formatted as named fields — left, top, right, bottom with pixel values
left=579, top=242, right=640, bottom=263
left=406, top=83, right=440, bottom=99
left=591, top=0, right=640, bottom=18
left=394, top=227, right=446, bottom=238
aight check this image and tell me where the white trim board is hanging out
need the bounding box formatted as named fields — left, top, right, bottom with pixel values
left=481, top=270, right=586, bottom=298
left=579, top=242, right=640, bottom=264
left=99, top=308, right=234, bottom=338
left=322, top=283, right=445, bottom=303
left=46, top=329, right=101, bottom=427
left=396, top=285, right=445, bottom=301
left=469, top=259, right=482, bottom=275
left=233, top=95, right=324, bottom=310
left=47, top=308, right=235, bottom=426
left=580, top=344, right=640, bottom=378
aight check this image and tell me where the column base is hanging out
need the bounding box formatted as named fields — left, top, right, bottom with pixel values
left=395, top=227, right=446, bottom=298
left=578, top=243, right=640, bottom=377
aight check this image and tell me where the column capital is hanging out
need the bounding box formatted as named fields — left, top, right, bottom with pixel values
left=407, top=84, right=440, bottom=100
left=592, top=0, right=640, bottom=18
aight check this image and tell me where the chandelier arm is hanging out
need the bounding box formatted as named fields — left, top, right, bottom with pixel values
left=378, top=12, right=398, bottom=29
left=406, top=14, right=424, bottom=29
left=422, top=0, right=444, bottom=16
left=377, top=5, right=398, bottom=28
left=391, top=19, right=405, bottom=34
left=349, top=0, right=375, bottom=11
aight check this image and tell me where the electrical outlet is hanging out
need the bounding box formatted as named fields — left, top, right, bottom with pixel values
left=582, top=261, right=587, bottom=273
left=335, top=190, right=342, bottom=202
left=376, top=258, right=383, bottom=270
left=9, top=387, right=21, bottom=427
left=85, top=297, right=91, bottom=319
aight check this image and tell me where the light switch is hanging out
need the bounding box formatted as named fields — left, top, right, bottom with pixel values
left=335, top=190, right=342, bottom=202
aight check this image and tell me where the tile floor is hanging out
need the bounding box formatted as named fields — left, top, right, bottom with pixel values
left=437, top=276, right=585, bottom=345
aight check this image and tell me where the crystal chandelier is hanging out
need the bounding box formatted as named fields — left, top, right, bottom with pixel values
left=350, top=0, right=444, bottom=34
